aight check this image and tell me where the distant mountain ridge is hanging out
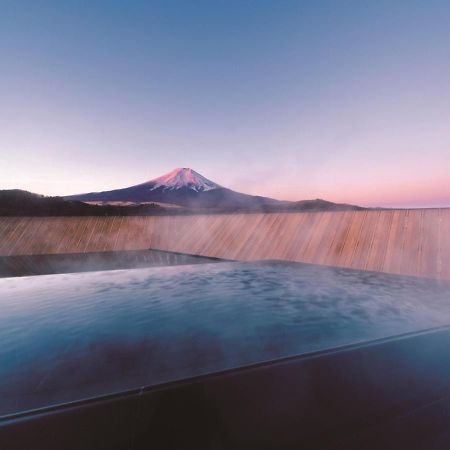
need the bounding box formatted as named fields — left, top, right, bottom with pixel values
left=0, top=190, right=164, bottom=216
left=65, top=167, right=363, bottom=211
left=0, top=168, right=365, bottom=216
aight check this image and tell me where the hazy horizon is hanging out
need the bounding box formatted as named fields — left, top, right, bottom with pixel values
left=1, top=1, right=449, bottom=208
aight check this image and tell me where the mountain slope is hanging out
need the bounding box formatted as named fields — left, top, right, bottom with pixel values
left=65, top=167, right=364, bottom=212
left=65, top=168, right=289, bottom=210
left=290, top=199, right=365, bottom=212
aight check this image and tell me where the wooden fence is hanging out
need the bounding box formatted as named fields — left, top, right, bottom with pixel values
left=1, top=209, right=449, bottom=279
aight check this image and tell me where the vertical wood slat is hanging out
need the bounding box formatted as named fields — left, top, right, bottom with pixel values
left=440, top=209, right=450, bottom=280
left=350, top=210, right=377, bottom=271
left=0, top=218, right=20, bottom=254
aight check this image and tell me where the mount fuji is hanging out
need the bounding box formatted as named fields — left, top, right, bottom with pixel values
left=65, top=167, right=362, bottom=212
left=65, top=168, right=288, bottom=210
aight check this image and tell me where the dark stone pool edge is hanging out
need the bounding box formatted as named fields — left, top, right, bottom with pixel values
left=0, top=248, right=226, bottom=278
left=2, top=324, right=450, bottom=449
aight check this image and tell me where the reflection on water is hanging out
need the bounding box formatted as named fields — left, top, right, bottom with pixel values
left=1, top=261, right=450, bottom=416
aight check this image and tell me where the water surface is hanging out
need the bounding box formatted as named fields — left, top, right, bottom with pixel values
left=1, top=261, right=450, bottom=417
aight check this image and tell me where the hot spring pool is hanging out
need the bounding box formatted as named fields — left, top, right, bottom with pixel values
left=1, top=261, right=450, bottom=417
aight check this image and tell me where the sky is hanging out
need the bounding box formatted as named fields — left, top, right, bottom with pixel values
left=1, top=0, right=449, bottom=208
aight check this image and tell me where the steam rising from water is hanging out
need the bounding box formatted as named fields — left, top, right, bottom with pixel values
left=0, top=261, right=449, bottom=416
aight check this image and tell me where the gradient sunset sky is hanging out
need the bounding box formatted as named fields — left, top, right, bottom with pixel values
left=1, top=0, right=449, bottom=207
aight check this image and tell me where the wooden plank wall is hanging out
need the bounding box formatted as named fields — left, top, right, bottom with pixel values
left=0, top=209, right=449, bottom=280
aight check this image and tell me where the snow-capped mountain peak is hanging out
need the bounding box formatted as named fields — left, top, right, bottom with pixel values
left=146, top=168, right=221, bottom=192
left=64, top=167, right=357, bottom=211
